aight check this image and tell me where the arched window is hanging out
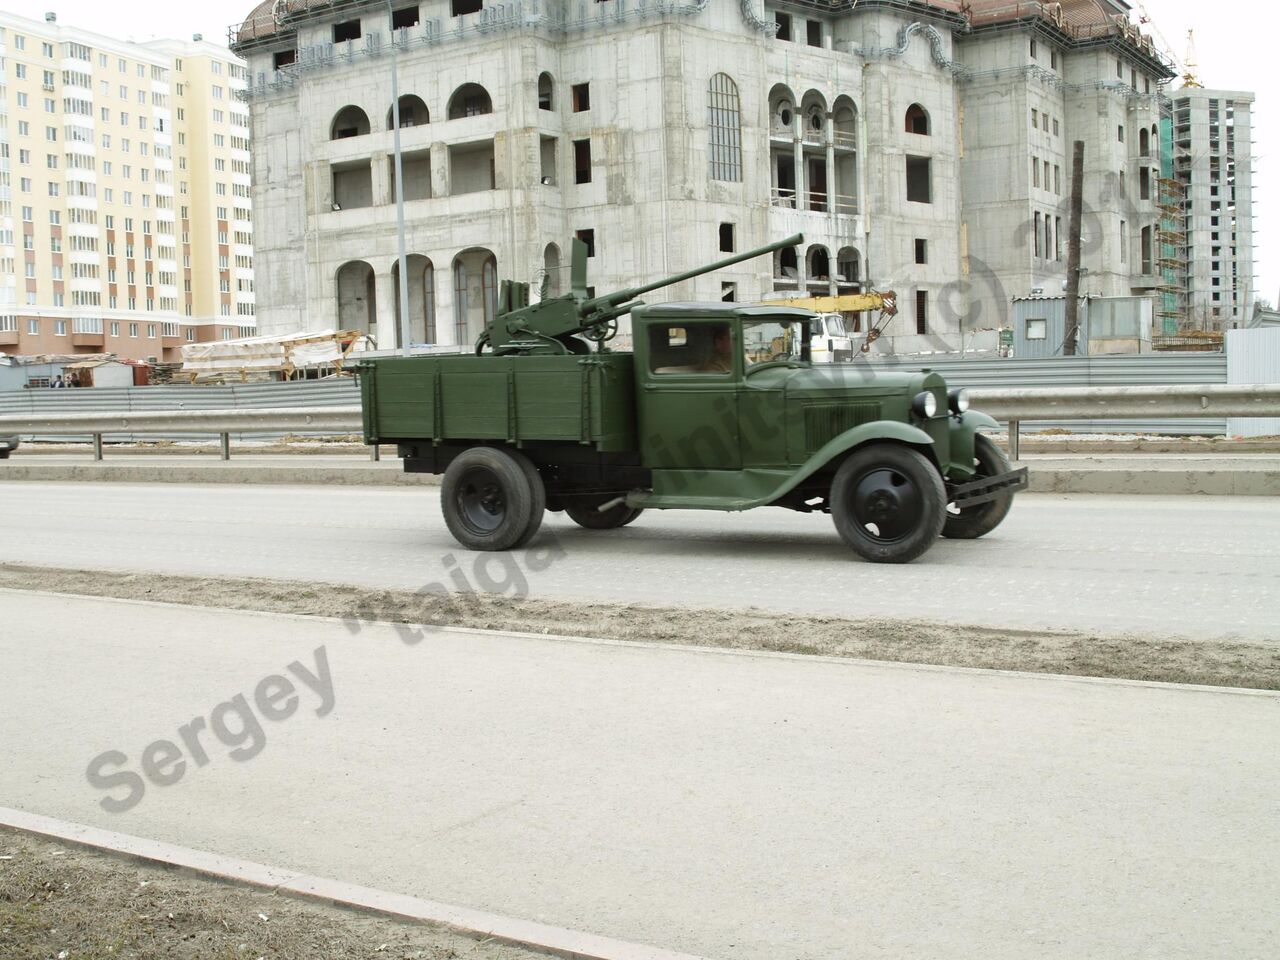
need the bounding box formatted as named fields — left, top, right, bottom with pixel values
left=448, top=83, right=492, bottom=120
left=905, top=103, right=930, bottom=136
left=1139, top=127, right=1150, bottom=157
left=538, top=72, right=554, bottom=111
left=331, top=105, right=370, bottom=140
left=708, top=73, right=742, bottom=182
left=388, top=95, right=428, bottom=130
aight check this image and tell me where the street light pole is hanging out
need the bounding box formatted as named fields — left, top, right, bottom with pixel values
left=388, top=3, right=411, bottom=356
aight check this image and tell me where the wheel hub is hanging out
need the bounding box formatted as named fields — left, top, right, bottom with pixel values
left=852, top=468, right=922, bottom=542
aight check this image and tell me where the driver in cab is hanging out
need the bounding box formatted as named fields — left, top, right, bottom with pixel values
left=697, top=326, right=733, bottom=373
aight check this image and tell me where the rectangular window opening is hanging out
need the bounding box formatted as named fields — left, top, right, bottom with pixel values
left=575, top=229, right=595, bottom=258
left=806, top=20, right=822, bottom=47
left=775, top=12, right=792, bottom=41
left=452, top=0, right=483, bottom=15
left=273, top=49, right=296, bottom=69
left=392, top=5, right=420, bottom=29
left=572, top=83, right=590, bottom=112
left=333, top=20, right=361, bottom=43
left=914, top=239, right=927, bottom=264
left=573, top=138, right=592, bottom=184
left=915, top=290, right=928, bottom=335
left=906, top=156, right=931, bottom=203
left=719, top=223, right=736, bottom=253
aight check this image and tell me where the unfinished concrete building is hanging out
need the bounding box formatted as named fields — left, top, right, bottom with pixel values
left=231, top=0, right=1177, bottom=354
left=1169, top=87, right=1255, bottom=331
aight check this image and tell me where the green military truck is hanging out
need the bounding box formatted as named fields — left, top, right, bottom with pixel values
left=358, top=234, right=1026, bottom=563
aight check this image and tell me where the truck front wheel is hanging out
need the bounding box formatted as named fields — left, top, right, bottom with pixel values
left=830, top=444, right=946, bottom=563
left=942, top=434, right=1015, bottom=540
left=441, top=447, right=545, bottom=551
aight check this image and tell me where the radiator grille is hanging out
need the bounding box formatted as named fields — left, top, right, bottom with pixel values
left=805, top=402, right=880, bottom=450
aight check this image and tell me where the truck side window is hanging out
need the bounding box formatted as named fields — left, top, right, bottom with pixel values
left=650, top=323, right=732, bottom=375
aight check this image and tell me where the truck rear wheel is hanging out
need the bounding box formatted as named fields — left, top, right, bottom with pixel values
left=942, top=434, right=1015, bottom=540
left=830, top=444, right=946, bottom=563
left=441, top=447, right=545, bottom=551
left=564, top=498, right=642, bottom=530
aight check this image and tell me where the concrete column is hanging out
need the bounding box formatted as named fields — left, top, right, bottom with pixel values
left=793, top=137, right=804, bottom=212
left=371, top=152, right=391, bottom=207
left=436, top=261, right=457, bottom=347
left=431, top=142, right=449, bottom=200
left=373, top=270, right=396, bottom=347
left=826, top=114, right=837, bottom=223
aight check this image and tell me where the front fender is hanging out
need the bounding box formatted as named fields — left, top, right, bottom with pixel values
left=948, top=410, right=1002, bottom=480
left=769, top=420, right=938, bottom=504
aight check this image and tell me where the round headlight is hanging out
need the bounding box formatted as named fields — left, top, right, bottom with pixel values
left=913, top=390, right=938, bottom=419
left=949, top=388, right=970, bottom=415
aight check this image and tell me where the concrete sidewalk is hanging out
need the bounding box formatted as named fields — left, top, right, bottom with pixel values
left=2, top=451, right=1279, bottom=494
left=2, top=588, right=1278, bottom=959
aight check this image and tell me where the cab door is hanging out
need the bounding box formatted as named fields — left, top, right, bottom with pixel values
left=635, top=319, right=741, bottom=470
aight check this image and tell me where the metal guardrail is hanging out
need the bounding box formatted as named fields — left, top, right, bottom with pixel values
left=0, top=407, right=363, bottom=461
left=1, top=384, right=1278, bottom=463
left=968, top=384, right=1280, bottom=458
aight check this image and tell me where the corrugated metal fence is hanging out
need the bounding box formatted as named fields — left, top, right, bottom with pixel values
left=1226, top=329, right=1280, bottom=438
left=0, top=353, right=1242, bottom=440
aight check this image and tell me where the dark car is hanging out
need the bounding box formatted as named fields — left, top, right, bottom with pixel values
left=0, top=435, right=18, bottom=459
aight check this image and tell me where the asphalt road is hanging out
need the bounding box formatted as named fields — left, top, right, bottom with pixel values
left=1, top=482, right=1276, bottom=640
left=3, top=590, right=1277, bottom=960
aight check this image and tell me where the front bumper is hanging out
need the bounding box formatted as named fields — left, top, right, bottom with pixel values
left=946, top=465, right=1029, bottom=508
left=0, top=436, right=18, bottom=452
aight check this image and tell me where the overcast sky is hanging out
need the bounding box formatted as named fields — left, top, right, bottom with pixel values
left=32, top=0, right=1275, bottom=307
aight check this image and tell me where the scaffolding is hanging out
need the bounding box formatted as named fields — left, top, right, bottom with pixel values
left=1156, top=175, right=1187, bottom=335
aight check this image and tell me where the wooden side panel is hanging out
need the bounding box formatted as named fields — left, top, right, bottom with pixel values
left=363, top=353, right=637, bottom=448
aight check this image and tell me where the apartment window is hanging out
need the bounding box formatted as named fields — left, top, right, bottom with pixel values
left=573, top=138, right=592, bottom=184
left=129, top=323, right=139, bottom=338
left=914, top=239, right=928, bottom=264
left=452, top=0, right=483, bottom=14
left=572, top=83, right=590, bottom=112
left=575, top=228, right=595, bottom=257
left=1030, top=38, right=1037, bottom=60
left=1054, top=165, right=1061, bottom=195
left=1117, top=124, right=1124, bottom=143
left=1032, top=157, right=1039, bottom=189
left=1055, top=216, right=1062, bottom=260
left=915, top=290, right=928, bottom=335
left=806, top=20, right=822, bottom=47
left=1031, top=108, right=1037, bottom=129
left=1053, top=117, right=1059, bottom=136
left=721, top=282, right=737, bottom=302
left=55, top=320, right=68, bottom=337
left=719, top=223, right=735, bottom=253
left=1119, top=221, right=1127, bottom=262
left=775, top=11, right=792, bottom=41
left=905, top=156, right=931, bottom=203
left=1051, top=50, right=1059, bottom=70
left=905, top=104, right=930, bottom=136
left=1034, top=212, right=1043, bottom=258
left=28, top=319, right=39, bottom=335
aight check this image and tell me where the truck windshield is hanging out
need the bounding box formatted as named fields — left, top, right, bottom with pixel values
left=742, top=318, right=811, bottom=366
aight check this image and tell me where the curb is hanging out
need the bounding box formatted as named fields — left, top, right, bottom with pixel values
left=0, top=806, right=710, bottom=960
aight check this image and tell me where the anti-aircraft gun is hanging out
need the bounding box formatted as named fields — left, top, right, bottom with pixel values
left=479, top=233, right=806, bottom=356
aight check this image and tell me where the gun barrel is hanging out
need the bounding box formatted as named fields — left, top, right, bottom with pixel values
left=583, top=232, right=804, bottom=311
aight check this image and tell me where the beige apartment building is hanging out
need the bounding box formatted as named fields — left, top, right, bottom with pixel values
left=0, top=11, right=256, bottom=364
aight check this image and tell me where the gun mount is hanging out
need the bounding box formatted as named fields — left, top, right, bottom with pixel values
left=478, top=233, right=805, bottom=355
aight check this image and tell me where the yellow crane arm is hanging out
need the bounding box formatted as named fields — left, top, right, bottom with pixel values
left=770, top=291, right=898, bottom=315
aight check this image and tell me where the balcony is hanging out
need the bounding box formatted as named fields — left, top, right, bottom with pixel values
left=0, top=330, right=18, bottom=347
left=72, top=332, right=104, bottom=347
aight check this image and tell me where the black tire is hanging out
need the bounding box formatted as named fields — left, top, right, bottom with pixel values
left=441, top=447, right=545, bottom=551
left=564, top=497, right=642, bottom=530
left=942, top=434, right=1014, bottom=540
left=830, top=444, right=946, bottom=563
left=0, top=450, right=9, bottom=460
